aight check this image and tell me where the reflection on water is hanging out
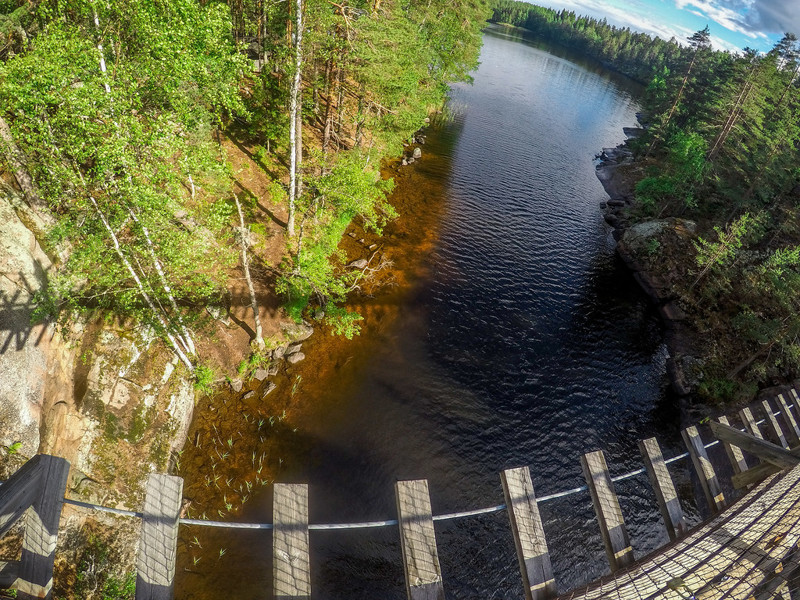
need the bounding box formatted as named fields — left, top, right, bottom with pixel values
left=177, top=25, right=706, bottom=600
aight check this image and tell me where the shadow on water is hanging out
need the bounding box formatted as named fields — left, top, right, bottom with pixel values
left=176, top=28, right=698, bottom=600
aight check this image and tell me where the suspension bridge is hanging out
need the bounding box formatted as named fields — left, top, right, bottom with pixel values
left=3, top=389, right=800, bottom=600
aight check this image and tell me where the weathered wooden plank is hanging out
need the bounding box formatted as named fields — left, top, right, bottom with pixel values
left=500, top=467, right=556, bottom=600
left=741, top=406, right=766, bottom=440
left=762, top=399, right=790, bottom=449
left=638, top=438, right=687, bottom=541
left=273, top=483, right=310, bottom=600
left=790, top=388, right=800, bottom=415
left=135, top=474, right=183, bottom=600
left=777, top=393, right=800, bottom=447
left=17, top=455, right=69, bottom=600
left=0, top=561, right=19, bottom=589
left=0, top=455, right=44, bottom=539
left=709, top=420, right=800, bottom=470
left=395, top=479, right=444, bottom=600
left=580, top=450, right=633, bottom=572
left=717, top=416, right=749, bottom=476
left=569, top=463, right=800, bottom=600
left=732, top=463, right=781, bottom=489
left=682, top=425, right=726, bottom=513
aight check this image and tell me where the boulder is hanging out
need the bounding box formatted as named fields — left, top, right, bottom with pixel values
left=287, top=352, right=306, bottom=365
left=412, top=147, right=422, bottom=159
left=241, top=390, right=255, bottom=400
left=253, top=368, right=269, bottom=381
left=261, top=382, right=277, bottom=398
left=230, top=379, right=244, bottom=393
left=286, top=343, right=302, bottom=356
left=281, top=321, right=314, bottom=342
left=348, top=258, right=369, bottom=269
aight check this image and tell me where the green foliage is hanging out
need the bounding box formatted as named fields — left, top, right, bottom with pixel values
left=635, top=176, right=676, bottom=213
left=5, top=441, right=21, bottom=455
left=323, top=305, right=364, bottom=339
left=194, top=365, right=216, bottom=395
left=72, top=534, right=135, bottom=600
left=694, top=213, right=759, bottom=274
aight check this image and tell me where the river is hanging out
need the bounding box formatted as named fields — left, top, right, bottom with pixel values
left=176, top=24, right=706, bottom=599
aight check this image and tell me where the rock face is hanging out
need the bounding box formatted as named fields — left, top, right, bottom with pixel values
left=0, top=193, right=196, bottom=507
left=0, top=197, right=51, bottom=457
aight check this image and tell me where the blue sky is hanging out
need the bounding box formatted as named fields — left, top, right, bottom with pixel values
left=532, top=0, right=800, bottom=53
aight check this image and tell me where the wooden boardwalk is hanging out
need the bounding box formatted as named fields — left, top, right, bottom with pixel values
left=3, top=390, right=800, bottom=599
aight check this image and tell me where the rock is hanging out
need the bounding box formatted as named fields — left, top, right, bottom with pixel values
left=272, top=345, right=287, bottom=360
left=253, top=368, right=268, bottom=381
left=348, top=258, right=369, bottom=269
left=281, top=321, right=314, bottom=342
left=287, top=352, right=306, bottom=365
left=412, top=147, right=422, bottom=159
left=358, top=238, right=365, bottom=244
left=368, top=244, right=377, bottom=250
left=268, top=364, right=279, bottom=376
left=424, top=117, right=430, bottom=123
left=623, top=127, right=645, bottom=139
left=402, top=158, right=407, bottom=166
left=408, top=157, right=415, bottom=164
left=313, top=308, right=325, bottom=320
left=261, top=382, right=277, bottom=398
left=607, top=199, right=625, bottom=208
left=241, top=390, right=255, bottom=400
left=206, top=305, right=231, bottom=326
left=230, top=379, right=243, bottom=393
left=347, top=231, right=356, bottom=238
left=659, top=301, right=687, bottom=323
left=286, top=343, right=303, bottom=355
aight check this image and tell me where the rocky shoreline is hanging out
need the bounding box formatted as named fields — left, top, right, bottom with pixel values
left=595, top=131, right=701, bottom=397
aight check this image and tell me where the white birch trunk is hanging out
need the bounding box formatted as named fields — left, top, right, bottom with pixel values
left=287, top=0, right=303, bottom=238
left=234, top=195, right=265, bottom=349
left=90, top=197, right=194, bottom=371
left=128, top=209, right=196, bottom=356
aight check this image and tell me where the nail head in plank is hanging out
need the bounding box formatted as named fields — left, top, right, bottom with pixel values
left=718, top=416, right=749, bottom=476
left=638, top=438, right=688, bottom=541
left=762, top=399, right=789, bottom=449
left=682, top=425, right=726, bottom=513
left=136, top=474, right=183, bottom=600
left=273, top=483, right=311, bottom=600
left=501, top=467, right=556, bottom=600
left=580, top=450, right=634, bottom=572
left=395, top=479, right=444, bottom=600
left=777, top=394, right=800, bottom=447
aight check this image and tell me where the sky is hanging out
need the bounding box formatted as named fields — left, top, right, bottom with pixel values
left=532, top=0, right=800, bottom=53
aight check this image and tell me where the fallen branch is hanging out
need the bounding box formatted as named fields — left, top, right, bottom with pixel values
left=234, top=194, right=265, bottom=350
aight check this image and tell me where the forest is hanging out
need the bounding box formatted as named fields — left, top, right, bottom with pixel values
left=0, top=0, right=490, bottom=375
left=493, top=0, right=800, bottom=402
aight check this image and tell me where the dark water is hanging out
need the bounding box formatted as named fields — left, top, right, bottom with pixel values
left=275, top=26, right=705, bottom=598
left=180, top=25, right=713, bottom=599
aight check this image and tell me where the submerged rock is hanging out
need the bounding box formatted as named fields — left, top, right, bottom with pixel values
left=287, top=352, right=306, bottom=365
left=412, top=147, right=422, bottom=159
left=348, top=258, right=369, bottom=269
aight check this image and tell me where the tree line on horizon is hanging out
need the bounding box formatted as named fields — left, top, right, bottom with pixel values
left=492, top=0, right=800, bottom=399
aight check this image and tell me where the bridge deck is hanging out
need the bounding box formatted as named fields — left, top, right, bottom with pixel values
left=560, top=463, right=800, bottom=600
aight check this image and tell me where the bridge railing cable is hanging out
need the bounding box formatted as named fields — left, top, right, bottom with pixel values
left=44, top=408, right=785, bottom=531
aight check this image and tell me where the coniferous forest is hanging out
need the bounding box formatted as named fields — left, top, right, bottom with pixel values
left=493, top=0, right=800, bottom=401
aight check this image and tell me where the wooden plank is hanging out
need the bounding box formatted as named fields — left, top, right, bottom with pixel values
left=762, top=399, right=790, bottom=449
left=395, top=479, right=444, bottom=600
left=17, top=455, right=69, bottom=600
left=777, top=393, right=800, bottom=447
left=135, top=474, right=183, bottom=600
left=741, top=406, right=766, bottom=440
left=0, top=455, right=44, bottom=539
left=790, top=388, right=800, bottom=419
left=732, top=463, right=781, bottom=489
left=709, top=420, right=800, bottom=470
left=638, top=438, right=688, bottom=541
left=580, top=450, right=634, bottom=572
left=717, top=416, right=749, bottom=476
left=273, top=484, right=310, bottom=600
left=0, top=561, right=19, bottom=588
left=500, top=467, right=556, bottom=600
left=682, top=425, right=726, bottom=513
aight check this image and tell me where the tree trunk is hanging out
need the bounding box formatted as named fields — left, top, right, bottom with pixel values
left=234, top=195, right=265, bottom=350
left=322, top=60, right=334, bottom=154
left=287, top=0, right=303, bottom=238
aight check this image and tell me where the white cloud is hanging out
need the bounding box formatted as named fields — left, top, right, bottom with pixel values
left=674, top=0, right=758, bottom=38
left=747, top=0, right=800, bottom=35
